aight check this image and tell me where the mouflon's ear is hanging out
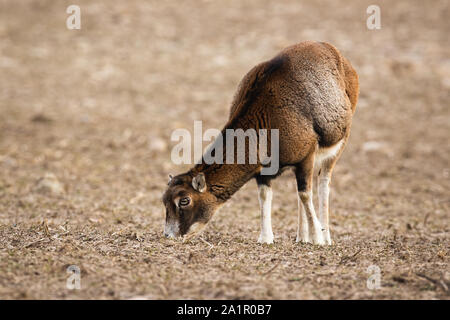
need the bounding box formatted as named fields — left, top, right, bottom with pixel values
left=192, top=173, right=206, bottom=193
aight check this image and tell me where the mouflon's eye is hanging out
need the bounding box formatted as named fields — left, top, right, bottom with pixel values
left=179, top=197, right=190, bottom=207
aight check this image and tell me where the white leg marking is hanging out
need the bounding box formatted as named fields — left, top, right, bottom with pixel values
left=299, top=191, right=325, bottom=245
left=296, top=193, right=310, bottom=243
left=257, top=184, right=274, bottom=244
left=318, top=176, right=332, bottom=245
left=315, top=139, right=344, bottom=245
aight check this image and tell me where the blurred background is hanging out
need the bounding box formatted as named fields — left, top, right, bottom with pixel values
left=0, top=0, right=448, bottom=299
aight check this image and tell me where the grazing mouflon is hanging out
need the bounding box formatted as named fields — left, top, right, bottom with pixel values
left=163, top=41, right=359, bottom=245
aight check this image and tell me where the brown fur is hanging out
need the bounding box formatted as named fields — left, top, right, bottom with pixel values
left=163, top=41, right=359, bottom=238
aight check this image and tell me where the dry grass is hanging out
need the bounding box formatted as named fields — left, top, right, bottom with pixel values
left=0, top=0, right=449, bottom=299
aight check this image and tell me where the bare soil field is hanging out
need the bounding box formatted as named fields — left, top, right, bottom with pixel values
left=0, top=0, right=448, bottom=299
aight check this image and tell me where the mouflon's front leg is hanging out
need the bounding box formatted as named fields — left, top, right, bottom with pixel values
left=257, top=182, right=274, bottom=244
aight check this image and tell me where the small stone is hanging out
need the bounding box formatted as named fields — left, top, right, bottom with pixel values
left=34, top=173, right=65, bottom=195
left=362, top=141, right=385, bottom=152
left=148, top=137, right=167, bottom=152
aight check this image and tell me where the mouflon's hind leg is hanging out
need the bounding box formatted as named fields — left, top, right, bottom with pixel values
left=317, top=139, right=346, bottom=245
left=295, top=152, right=325, bottom=245
left=256, top=177, right=274, bottom=244
left=296, top=193, right=310, bottom=243
left=317, top=158, right=335, bottom=245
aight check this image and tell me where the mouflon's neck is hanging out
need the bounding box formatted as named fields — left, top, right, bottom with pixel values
left=191, top=118, right=263, bottom=202
left=190, top=55, right=281, bottom=202
left=191, top=161, right=260, bottom=202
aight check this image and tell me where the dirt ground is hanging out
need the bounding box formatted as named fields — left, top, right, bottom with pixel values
left=0, top=0, right=448, bottom=300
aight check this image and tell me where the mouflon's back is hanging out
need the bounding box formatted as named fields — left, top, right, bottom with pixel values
left=227, top=41, right=359, bottom=164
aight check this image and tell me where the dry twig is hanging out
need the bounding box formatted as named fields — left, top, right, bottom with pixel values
left=416, top=272, right=449, bottom=293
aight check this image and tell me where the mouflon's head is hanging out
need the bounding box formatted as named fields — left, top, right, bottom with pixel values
left=162, top=172, right=219, bottom=239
